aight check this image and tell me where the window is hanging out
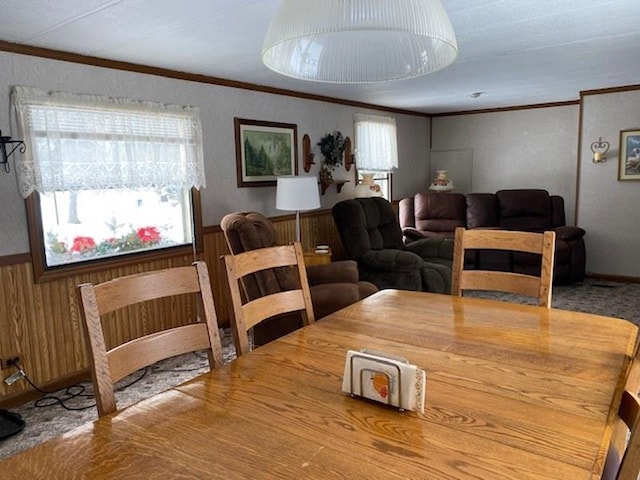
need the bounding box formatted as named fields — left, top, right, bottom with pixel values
left=354, top=113, right=398, bottom=200
left=12, top=87, right=205, bottom=278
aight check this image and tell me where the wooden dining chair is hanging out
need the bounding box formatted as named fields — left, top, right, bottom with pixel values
left=606, top=343, right=640, bottom=477
left=602, top=390, right=640, bottom=480
left=78, top=261, right=224, bottom=417
left=451, top=227, right=556, bottom=308
left=223, top=242, right=315, bottom=356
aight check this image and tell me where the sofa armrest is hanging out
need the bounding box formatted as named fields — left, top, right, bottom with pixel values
left=399, top=197, right=415, bottom=230
left=360, top=249, right=422, bottom=273
left=306, top=260, right=359, bottom=286
left=405, top=238, right=454, bottom=261
left=553, top=226, right=586, bottom=241
left=402, top=227, right=426, bottom=242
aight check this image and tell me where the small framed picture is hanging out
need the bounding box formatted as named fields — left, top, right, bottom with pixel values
left=618, top=129, right=640, bottom=181
left=234, top=118, right=298, bottom=187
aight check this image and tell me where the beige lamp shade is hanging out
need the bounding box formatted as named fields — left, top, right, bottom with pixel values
left=276, top=175, right=321, bottom=242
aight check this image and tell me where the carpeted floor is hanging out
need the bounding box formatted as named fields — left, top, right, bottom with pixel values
left=1, top=278, right=639, bottom=461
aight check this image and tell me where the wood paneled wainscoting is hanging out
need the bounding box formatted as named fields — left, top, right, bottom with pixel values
left=0, top=208, right=343, bottom=407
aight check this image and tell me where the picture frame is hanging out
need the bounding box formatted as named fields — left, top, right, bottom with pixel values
left=618, top=129, right=640, bottom=181
left=234, top=118, right=298, bottom=187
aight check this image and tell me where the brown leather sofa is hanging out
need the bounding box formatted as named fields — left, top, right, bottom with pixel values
left=221, top=212, right=378, bottom=345
left=399, top=189, right=586, bottom=283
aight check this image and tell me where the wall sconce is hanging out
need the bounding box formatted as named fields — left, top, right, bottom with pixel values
left=302, top=134, right=315, bottom=173
left=344, top=136, right=355, bottom=171
left=0, top=131, right=26, bottom=173
left=591, top=137, right=610, bottom=163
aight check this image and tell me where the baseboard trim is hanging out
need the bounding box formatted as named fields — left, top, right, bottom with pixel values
left=0, top=369, right=91, bottom=409
left=587, top=273, right=640, bottom=284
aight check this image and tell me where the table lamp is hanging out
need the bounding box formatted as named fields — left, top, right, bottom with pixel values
left=428, top=170, right=455, bottom=192
left=276, top=175, right=321, bottom=243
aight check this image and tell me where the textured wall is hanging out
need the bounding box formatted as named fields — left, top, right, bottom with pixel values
left=431, top=97, right=640, bottom=278
left=579, top=90, right=640, bottom=277
left=431, top=106, right=580, bottom=225
left=0, top=51, right=430, bottom=256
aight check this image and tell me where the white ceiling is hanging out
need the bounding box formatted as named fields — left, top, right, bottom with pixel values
left=0, top=0, right=638, bottom=114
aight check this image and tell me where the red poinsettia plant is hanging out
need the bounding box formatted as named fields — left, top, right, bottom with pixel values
left=71, top=236, right=96, bottom=253
left=136, top=226, right=161, bottom=244
left=50, top=225, right=166, bottom=263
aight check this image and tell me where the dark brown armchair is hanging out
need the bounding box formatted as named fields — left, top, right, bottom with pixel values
left=220, top=212, right=378, bottom=345
left=332, top=197, right=453, bottom=293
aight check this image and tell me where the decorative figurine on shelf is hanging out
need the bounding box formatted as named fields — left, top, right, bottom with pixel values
left=317, top=131, right=346, bottom=192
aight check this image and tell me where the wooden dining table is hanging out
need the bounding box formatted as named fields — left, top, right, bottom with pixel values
left=0, top=289, right=637, bottom=479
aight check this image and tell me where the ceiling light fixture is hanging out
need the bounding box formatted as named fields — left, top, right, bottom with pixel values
left=262, top=0, right=458, bottom=84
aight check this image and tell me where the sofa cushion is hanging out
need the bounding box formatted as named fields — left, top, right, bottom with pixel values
left=310, top=283, right=362, bottom=319
left=414, top=192, right=466, bottom=236
left=554, top=225, right=586, bottom=241
left=361, top=197, right=405, bottom=250
left=466, top=193, right=499, bottom=228
left=497, top=189, right=552, bottom=231
left=550, top=195, right=566, bottom=227
left=513, top=240, right=570, bottom=267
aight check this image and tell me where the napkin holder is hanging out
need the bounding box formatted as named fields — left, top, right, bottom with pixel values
left=341, top=349, right=426, bottom=413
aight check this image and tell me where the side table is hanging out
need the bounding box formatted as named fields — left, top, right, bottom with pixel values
left=303, top=248, right=332, bottom=267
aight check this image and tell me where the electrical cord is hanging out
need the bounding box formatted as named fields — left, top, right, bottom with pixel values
left=13, top=359, right=149, bottom=412
left=9, top=350, right=210, bottom=412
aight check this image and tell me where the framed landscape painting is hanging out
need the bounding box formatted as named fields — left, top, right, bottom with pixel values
left=234, top=118, right=298, bottom=187
left=619, top=129, right=640, bottom=181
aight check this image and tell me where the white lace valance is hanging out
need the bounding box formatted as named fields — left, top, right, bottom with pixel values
left=11, top=86, right=206, bottom=198
left=354, top=113, right=398, bottom=172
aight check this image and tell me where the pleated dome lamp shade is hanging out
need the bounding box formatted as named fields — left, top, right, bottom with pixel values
left=262, top=0, right=458, bottom=84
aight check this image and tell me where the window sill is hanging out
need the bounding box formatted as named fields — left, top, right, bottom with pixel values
left=33, top=244, right=197, bottom=283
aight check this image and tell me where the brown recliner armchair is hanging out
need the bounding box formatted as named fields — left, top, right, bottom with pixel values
left=221, top=212, right=378, bottom=345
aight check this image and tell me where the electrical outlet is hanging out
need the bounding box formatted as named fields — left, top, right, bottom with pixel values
left=0, top=356, right=21, bottom=370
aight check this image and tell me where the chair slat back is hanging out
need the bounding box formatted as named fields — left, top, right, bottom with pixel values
left=603, top=390, right=640, bottom=480
left=224, top=242, right=315, bottom=356
left=78, top=261, right=224, bottom=417
left=451, top=228, right=556, bottom=308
